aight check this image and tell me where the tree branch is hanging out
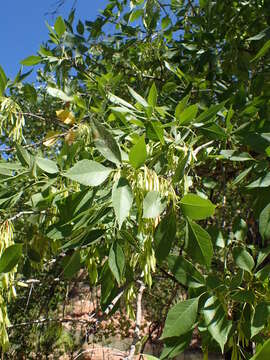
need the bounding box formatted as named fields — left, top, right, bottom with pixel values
left=125, top=280, right=146, bottom=360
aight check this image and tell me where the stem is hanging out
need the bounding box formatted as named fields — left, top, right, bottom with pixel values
left=125, top=281, right=146, bottom=360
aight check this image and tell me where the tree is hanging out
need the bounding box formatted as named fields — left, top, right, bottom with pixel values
left=0, top=0, right=270, bottom=358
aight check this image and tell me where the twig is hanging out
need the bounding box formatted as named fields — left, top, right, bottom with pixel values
left=193, top=140, right=214, bottom=156
left=0, top=126, right=74, bottom=153
left=6, top=210, right=47, bottom=222
left=157, top=265, right=188, bottom=290
left=8, top=317, right=91, bottom=328
left=73, top=347, right=126, bottom=360
left=125, top=281, right=146, bottom=360
left=25, top=283, right=34, bottom=313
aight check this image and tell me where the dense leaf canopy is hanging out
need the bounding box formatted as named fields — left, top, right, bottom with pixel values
left=1, top=0, right=270, bottom=358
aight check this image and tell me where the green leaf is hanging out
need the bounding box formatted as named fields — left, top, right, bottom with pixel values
left=233, top=246, right=255, bottom=274
left=200, top=124, right=227, bottom=140
left=0, top=65, right=7, bottom=96
left=143, top=356, right=160, bottom=360
left=15, top=143, right=31, bottom=167
left=256, top=245, right=270, bottom=268
left=128, top=86, right=149, bottom=107
left=54, top=16, right=66, bottom=37
left=180, top=194, right=215, bottom=220
left=255, top=264, right=270, bottom=281
left=129, top=135, right=147, bottom=169
left=233, top=166, right=252, bottom=185
left=150, top=121, right=164, bottom=144
left=186, top=219, right=213, bottom=268
left=108, top=242, right=125, bottom=285
left=76, top=20, right=84, bottom=35
left=247, top=173, right=270, bottom=188
left=62, top=251, right=81, bottom=279
left=203, top=296, right=232, bottom=353
left=168, top=255, right=205, bottom=288
left=119, top=233, right=139, bottom=256
left=154, top=210, right=176, bottom=262
left=36, top=157, right=59, bottom=174
left=100, top=261, right=115, bottom=307
left=20, top=55, right=42, bottom=66
left=178, top=104, right=198, bottom=126
left=112, top=177, right=133, bottom=228
left=195, top=101, right=227, bottom=124
left=160, top=332, right=192, bottom=359
left=161, top=297, right=198, bottom=339
left=250, top=339, right=270, bottom=360
left=220, top=150, right=254, bottom=162
left=161, top=15, right=171, bottom=30
left=129, top=9, right=144, bottom=22
left=173, top=152, right=189, bottom=183
left=92, top=119, right=122, bottom=165
left=259, top=203, right=270, bottom=243
left=148, top=83, right=158, bottom=107
left=47, top=87, right=73, bottom=102
left=108, top=92, right=136, bottom=110
left=23, top=84, right=37, bottom=104
left=252, top=39, right=270, bottom=62
left=0, top=244, right=23, bottom=273
left=230, top=289, right=255, bottom=303
left=64, top=160, right=112, bottom=186
left=175, top=94, right=190, bottom=119
left=144, top=356, right=160, bottom=360
left=143, top=191, right=166, bottom=219
left=129, top=9, right=144, bottom=23
left=251, top=302, right=270, bottom=339
left=62, top=229, right=106, bottom=250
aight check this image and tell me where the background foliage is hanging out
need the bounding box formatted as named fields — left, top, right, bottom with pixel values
left=1, top=0, right=270, bottom=359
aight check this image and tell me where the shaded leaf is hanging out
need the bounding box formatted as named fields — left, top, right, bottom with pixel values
left=109, top=242, right=125, bottom=285
left=250, top=339, right=270, bottom=360
left=186, top=218, right=213, bottom=268
left=252, top=39, right=270, bottom=62
left=203, top=296, right=232, bottom=353
left=160, top=332, right=192, bottom=359
left=161, top=297, right=198, bottom=339
left=154, top=210, right=176, bottom=262
left=259, top=203, right=270, bottom=243
left=15, top=143, right=31, bottom=167
left=251, top=302, right=270, bottom=338
left=195, top=101, right=227, bottom=124
left=0, top=244, right=22, bottom=273
left=62, top=251, right=81, bottom=279
left=233, top=246, right=254, bottom=274
left=168, top=255, right=205, bottom=288
left=92, top=119, right=122, bottom=165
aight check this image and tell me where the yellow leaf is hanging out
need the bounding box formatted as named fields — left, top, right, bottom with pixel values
left=43, top=131, right=61, bottom=147
left=56, top=109, right=75, bottom=125
left=65, top=130, right=76, bottom=145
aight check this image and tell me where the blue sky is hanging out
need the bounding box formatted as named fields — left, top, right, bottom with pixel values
left=0, top=0, right=109, bottom=79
